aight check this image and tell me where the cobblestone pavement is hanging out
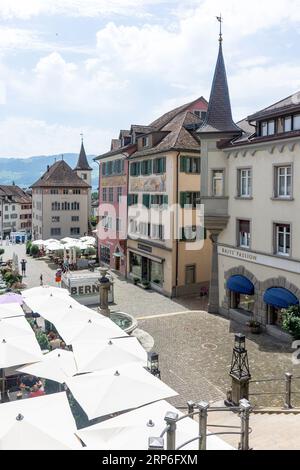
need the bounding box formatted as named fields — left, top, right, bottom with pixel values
left=3, top=243, right=300, bottom=408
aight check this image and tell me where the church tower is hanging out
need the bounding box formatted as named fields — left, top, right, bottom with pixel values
left=74, top=138, right=92, bottom=229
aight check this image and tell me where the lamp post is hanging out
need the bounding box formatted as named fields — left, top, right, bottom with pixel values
left=98, top=267, right=112, bottom=317
left=147, top=351, right=161, bottom=379
left=227, top=334, right=251, bottom=406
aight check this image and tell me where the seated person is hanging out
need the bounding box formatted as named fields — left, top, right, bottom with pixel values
left=49, top=334, right=62, bottom=350
left=29, top=384, right=45, bottom=398
left=19, top=375, right=41, bottom=391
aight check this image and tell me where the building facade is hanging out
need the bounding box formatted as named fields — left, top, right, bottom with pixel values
left=31, top=148, right=91, bottom=240
left=126, top=97, right=212, bottom=297
left=199, top=32, right=300, bottom=340
left=0, top=185, right=32, bottom=238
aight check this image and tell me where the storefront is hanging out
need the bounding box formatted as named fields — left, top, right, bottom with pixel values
left=226, top=275, right=255, bottom=316
left=129, top=251, right=164, bottom=288
left=264, top=287, right=299, bottom=327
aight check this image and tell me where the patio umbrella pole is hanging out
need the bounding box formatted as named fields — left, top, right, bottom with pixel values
left=1, top=368, right=5, bottom=403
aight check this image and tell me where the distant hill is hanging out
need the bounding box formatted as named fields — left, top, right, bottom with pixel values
left=0, top=154, right=98, bottom=189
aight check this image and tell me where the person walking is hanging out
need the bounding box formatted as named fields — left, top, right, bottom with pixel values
left=40, top=274, right=43, bottom=286
left=20, top=259, right=27, bottom=277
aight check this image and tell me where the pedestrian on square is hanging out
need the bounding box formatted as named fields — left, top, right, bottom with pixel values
left=20, top=259, right=27, bottom=277
left=40, top=274, right=43, bottom=286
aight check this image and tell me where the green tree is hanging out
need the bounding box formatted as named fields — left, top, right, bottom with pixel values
left=30, top=244, right=39, bottom=256
left=282, top=305, right=300, bottom=339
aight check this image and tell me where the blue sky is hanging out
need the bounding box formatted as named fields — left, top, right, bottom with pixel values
left=0, top=0, right=300, bottom=157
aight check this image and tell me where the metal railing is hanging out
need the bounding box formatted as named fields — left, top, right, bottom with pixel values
left=249, top=372, right=300, bottom=409
left=148, top=399, right=252, bottom=451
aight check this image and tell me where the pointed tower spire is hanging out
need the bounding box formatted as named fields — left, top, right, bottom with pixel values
left=74, top=137, right=92, bottom=171
left=199, top=17, right=241, bottom=136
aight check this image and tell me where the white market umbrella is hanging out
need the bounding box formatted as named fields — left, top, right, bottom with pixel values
left=31, top=240, right=45, bottom=248
left=46, top=243, right=63, bottom=252
left=77, top=400, right=234, bottom=450
left=61, top=237, right=77, bottom=245
left=65, top=364, right=178, bottom=420
left=72, top=247, right=77, bottom=264
left=80, top=236, right=96, bottom=246
left=0, top=316, right=35, bottom=339
left=56, top=317, right=127, bottom=345
left=24, top=296, right=84, bottom=325
left=17, top=349, right=78, bottom=384
left=72, top=337, right=147, bottom=373
left=0, top=303, right=25, bottom=320
left=0, top=392, right=82, bottom=450
left=0, top=335, right=43, bottom=370
left=22, top=286, right=70, bottom=300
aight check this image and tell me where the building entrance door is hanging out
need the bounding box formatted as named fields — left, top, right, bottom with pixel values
left=142, top=257, right=150, bottom=281
left=115, top=255, right=120, bottom=271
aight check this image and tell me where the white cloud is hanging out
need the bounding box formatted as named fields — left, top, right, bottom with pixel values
left=0, top=117, right=112, bottom=157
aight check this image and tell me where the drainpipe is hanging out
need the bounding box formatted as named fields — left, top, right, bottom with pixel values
left=175, top=151, right=180, bottom=297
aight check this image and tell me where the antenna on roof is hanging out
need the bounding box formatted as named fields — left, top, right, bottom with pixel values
left=216, top=13, right=223, bottom=43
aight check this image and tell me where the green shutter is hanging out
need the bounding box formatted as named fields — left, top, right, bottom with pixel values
left=180, top=156, right=187, bottom=172
left=162, top=157, right=166, bottom=173
left=148, top=160, right=153, bottom=175
left=143, top=194, right=150, bottom=208
left=163, top=195, right=168, bottom=205
left=180, top=192, right=186, bottom=208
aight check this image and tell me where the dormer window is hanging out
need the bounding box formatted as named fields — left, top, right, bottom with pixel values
left=294, top=114, right=300, bottom=130
left=261, top=120, right=275, bottom=137
left=142, top=136, right=149, bottom=147
left=284, top=116, right=292, bottom=132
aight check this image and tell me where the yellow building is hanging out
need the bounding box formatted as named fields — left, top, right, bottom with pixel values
left=127, top=98, right=212, bottom=297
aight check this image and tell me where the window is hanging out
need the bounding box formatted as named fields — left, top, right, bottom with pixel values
left=4, top=206, right=8, bottom=211
left=238, top=220, right=251, bottom=248
left=51, top=202, right=60, bottom=211
left=70, top=227, right=80, bottom=235
left=117, top=187, right=122, bottom=202
left=128, top=194, right=138, bottom=206
left=102, top=215, right=112, bottom=229
left=102, top=162, right=107, bottom=176
left=129, top=219, right=138, bottom=234
left=62, top=202, right=70, bottom=210
left=71, top=202, right=80, bottom=210
left=153, top=157, right=166, bottom=174
left=261, top=120, right=275, bottom=136
left=63, top=189, right=69, bottom=195
left=73, top=189, right=81, bottom=195
left=52, top=216, right=60, bottom=223
left=180, top=156, right=200, bottom=174
left=141, top=160, right=152, bottom=175
left=180, top=226, right=207, bottom=241
left=238, top=168, right=252, bottom=197
left=180, top=192, right=200, bottom=208
left=150, top=194, right=168, bottom=207
left=51, top=228, right=61, bottom=236
left=108, top=187, right=114, bottom=202
left=4, top=215, right=9, bottom=220
left=294, top=114, right=300, bottom=130
left=102, top=188, right=107, bottom=202
left=142, top=194, right=150, bottom=208
left=129, top=252, right=142, bottom=278
left=142, top=136, right=149, bottom=147
left=100, top=245, right=110, bottom=264
left=130, top=162, right=141, bottom=176
left=116, top=218, right=121, bottom=232
left=10, top=214, right=17, bottom=219
left=275, top=165, right=292, bottom=198
left=71, top=216, right=79, bottom=222
left=81, top=173, right=87, bottom=180
left=212, top=170, right=224, bottom=196
left=151, top=224, right=164, bottom=240
left=275, top=224, right=291, bottom=256
left=284, top=116, right=292, bottom=132
left=139, top=222, right=151, bottom=237
left=185, top=265, right=196, bottom=285
left=50, top=189, right=59, bottom=195
left=12, top=205, right=15, bottom=211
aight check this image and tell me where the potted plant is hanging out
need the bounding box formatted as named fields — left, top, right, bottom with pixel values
left=282, top=305, right=300, bottom=340
left=132, top=275, right=140, bottom=285
left=30, top=244, right=39, bottom=257
left=26, top=241, right=32, bottom=255
left=141, top=280, right=150, bottom=290
left=246, top=319, right=261, bottom=334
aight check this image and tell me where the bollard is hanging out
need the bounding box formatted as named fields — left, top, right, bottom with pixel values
left=148, top=437, right=164, bottom=450
left=164, top=411, right=179, bottom=450
left=284, top=373, right=293, bottom=409
left=187, top=400, right=195, bottom=419
left=239, top=399, right=251, bottom=450
left=197, top=401, right=209, bottom=450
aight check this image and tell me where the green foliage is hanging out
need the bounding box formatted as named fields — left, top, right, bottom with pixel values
left=35, top=330, right=50, bottom=350
left=90, top=216, right=97, bottom=227
left=30, top=244, right=39, bottom=256
left=91, top=191, right=98, bottom=200
left=3, top=271, right=21, bottom=286
left=26, top=241, right=32, bottom=254
left=0, top=248, right=4, bottom=256
left=85, top=246, right=96, bottom=257
left=282, top=305, right=300, bottom=339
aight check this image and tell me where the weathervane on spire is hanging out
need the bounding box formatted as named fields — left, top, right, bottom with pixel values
left=80, top=132, right=84, bottom=143
left=216, top=14, right=223, bottom=43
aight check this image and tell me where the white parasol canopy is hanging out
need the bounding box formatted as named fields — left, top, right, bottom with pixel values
left=17, top=349, right=78, bottom=384
left=0, top=303, right=25, bottom=320
left=61, top=237, right=77, bottom=244
left=72, top=337, right=147, bottom=373
left=46, top=242, right=63, bottom=252
left=0, top=316, right=35, bottom=338
left=65, top=364, right=178, bottom=420
left=0, top=392, right=83, bottom=450
left=80, top=236, right=96, bottom=246
left=77, top=400, right=235, bottom=450
left=22, top=285, right=70, bottom=299
left=31, top=239, right=45, bottom=247
left=55, top=316, right=127, bottom=345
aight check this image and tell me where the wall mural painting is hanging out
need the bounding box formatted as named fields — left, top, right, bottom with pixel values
left=130, top=175, right=166, bottom=193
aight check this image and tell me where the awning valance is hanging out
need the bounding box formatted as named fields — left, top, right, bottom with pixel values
left=226, top=275, right=254, bottom=295
left=263, top=287, right=299, bottom=309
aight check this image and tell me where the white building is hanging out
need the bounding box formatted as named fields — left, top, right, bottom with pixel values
left=0, top=185, right=32, bottom=239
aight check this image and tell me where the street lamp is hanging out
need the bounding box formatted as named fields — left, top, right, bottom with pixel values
left=147, top=351, right=161, bottom=379
left=227, top=334, right=251, bottom=406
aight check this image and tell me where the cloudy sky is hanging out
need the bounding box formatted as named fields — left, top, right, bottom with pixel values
left=0, top=0, right=300, bottom=157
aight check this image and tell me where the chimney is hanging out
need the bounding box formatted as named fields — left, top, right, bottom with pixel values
left=47, top=165, right=50, bottom=172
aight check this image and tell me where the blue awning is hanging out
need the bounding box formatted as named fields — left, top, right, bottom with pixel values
left=226, top=275, right=254, bottom=295
left=263, top=287, right=299, bottom=309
